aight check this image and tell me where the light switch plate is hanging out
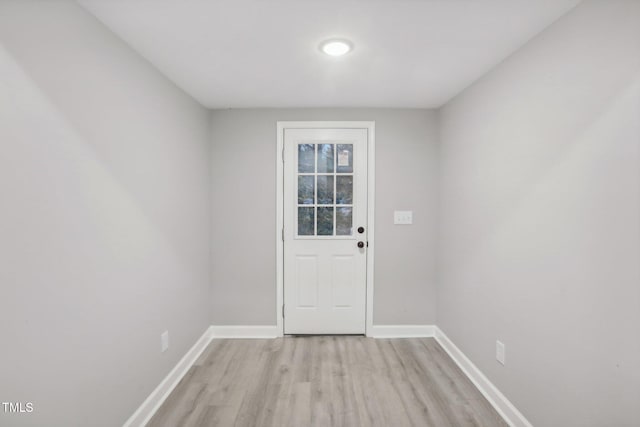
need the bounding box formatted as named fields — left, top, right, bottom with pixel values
left=394, top=210, right=413, bottom=225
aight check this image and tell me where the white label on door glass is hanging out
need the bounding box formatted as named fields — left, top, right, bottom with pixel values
left=338, top=150, right=350, bottom=167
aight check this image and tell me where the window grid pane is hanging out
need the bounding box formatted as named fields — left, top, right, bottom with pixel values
left=297, top=143, right=354, bottom=237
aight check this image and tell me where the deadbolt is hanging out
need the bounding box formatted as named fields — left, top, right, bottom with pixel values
left=357, top=226, right=365, bottom=234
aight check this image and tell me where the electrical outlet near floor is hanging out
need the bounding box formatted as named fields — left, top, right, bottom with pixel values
left=161, top=331, right=169, bottom=353
left=496, top=340, right=505, bottom=365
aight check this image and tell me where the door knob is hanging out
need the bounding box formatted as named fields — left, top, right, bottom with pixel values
left=357, top=241, right=365, bottom=248
left=357, top=226, right=365, bottom=234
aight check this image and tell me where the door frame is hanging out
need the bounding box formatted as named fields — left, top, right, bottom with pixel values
left=276, top=121, right=375, bottom=337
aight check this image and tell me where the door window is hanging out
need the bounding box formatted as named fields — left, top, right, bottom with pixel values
left=296, top=143, right=354, bottom=237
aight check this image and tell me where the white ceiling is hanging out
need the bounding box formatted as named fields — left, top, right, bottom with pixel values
left=79, top=0, right=579, bottom=109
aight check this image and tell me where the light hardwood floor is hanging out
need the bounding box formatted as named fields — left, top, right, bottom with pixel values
left=148, top=337, right=507, bottom=427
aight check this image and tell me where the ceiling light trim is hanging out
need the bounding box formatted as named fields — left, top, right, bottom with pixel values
left=319, top=39, right=353, bottom=57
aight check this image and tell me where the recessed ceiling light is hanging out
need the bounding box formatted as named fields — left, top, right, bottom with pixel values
left=320, top=39, right=353, bottom=57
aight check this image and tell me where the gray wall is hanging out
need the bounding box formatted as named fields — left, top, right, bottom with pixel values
left=437, top=1, right=640, bottom=426
left=0, top=2, right=211, bottom=426
left=210, top=109, right=438, bottom=325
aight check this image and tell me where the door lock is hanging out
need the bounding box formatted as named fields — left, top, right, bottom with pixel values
left=357, top=241, right=365, bottom=248
left=357, top=226, right=365, bottom=234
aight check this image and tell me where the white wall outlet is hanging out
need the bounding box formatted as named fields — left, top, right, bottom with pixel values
left=394, top=210, right=413, bottom=225
left=161, top=331, right=169, bottom=353
left=496, top=340, right=505, bottom=365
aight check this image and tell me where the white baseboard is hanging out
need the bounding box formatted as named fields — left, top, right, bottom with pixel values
left=210, top=325, right=436, bottom=339
left=434, top=327, right=532, bottom=427
left=368, top=324, right=435, bottom=338
left=210, top=325, right=279, bottom=339
left=122, top=326, right=213, bottom=427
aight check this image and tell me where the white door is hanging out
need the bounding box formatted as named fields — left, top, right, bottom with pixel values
left=283, top=128, right=368, bottom=334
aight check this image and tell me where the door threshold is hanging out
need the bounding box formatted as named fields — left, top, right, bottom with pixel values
left=285, top=334, right=366, bottom=337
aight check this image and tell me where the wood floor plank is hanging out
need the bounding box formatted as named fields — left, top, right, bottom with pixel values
left=147, top=337, right=508, bottom=427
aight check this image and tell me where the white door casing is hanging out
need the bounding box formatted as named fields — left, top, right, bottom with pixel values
left=281, top=126, right=371, bottom=334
